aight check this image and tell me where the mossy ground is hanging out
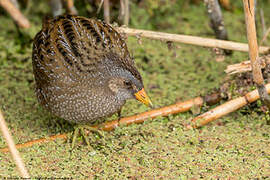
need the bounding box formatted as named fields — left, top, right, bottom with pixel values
left=0, top=1, right=269, bottom=179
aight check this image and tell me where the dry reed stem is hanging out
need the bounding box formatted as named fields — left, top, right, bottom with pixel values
left=0, top=110, right=30, bottom=178
left=225, top=55, right=270, bottom=74
left=244, top=0, right=263, bottom=85
left=50, top=0, right=62, bottom=17
left=205, top=0, right=231, bottom=55
left=260, top=27, right=270, bottom=46
left=119, top=0, right=124, bottom=20
left=243, top=0, right=270, bottom=108
left=65, top=0, right=78, bottom=15
left=10, top=0, right=19, bottom=8
left=190, top=83, right=270, bottom=128
left=219, top=0, right=231, bottom=11
left=103, top=0, right=110, bottom=23
left=0, top=134, right=67, bottom=153
left=123, top=0, right=129, bottom=26
left=0, top=0, right=30, bottom=28
left=66, top=0, right=74, bottom=10
left=97, top=0, right=104, bottom=14
left=117, top=27, right=270, bottom=54
left=95, top=97, right=204, bottom=131
left=1, top=97, right=204, bottom=152
left=260, top=8, right=266, bottom=37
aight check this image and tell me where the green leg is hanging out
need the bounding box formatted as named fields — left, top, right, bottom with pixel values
left=71, top=124, right=105, bottom=148
left=79, top=126, right=91, bottom=147
left=71, top=127, right=80, bottom=149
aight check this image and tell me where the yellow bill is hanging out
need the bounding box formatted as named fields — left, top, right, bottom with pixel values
left=134, top=88, right=153, bottom=108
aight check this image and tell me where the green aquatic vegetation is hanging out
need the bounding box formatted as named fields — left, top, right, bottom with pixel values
left=0, top=1, right=269, bottom=178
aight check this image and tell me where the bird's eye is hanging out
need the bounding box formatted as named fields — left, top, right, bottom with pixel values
left=124, top=80, right=132, bottom=87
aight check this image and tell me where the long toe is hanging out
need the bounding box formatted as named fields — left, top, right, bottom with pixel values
left=71, top=126, right=80, bottom=149
left=83, top=125, right=105, bottom=139
left=71, top=125, right=91, bottom=148
left=70, top=125, right=105, bottom=148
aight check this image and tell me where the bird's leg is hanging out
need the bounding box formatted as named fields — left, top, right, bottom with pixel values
left=85, top=125, right=106, bottom=145
left=71, top=124, right=90, bottom=148
left=117, top=108, right=122, bottom=122
left=71, top=124, right=105, bottom=148
left=71, top=126, right=80, bottom=148
left=84, top=125, right=105, bottom=139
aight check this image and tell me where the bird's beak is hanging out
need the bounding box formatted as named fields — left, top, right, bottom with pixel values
left=134, top=88, right=153, bottom=108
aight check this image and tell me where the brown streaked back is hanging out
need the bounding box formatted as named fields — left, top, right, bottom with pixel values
left=32, top=15, right=142, bottom=87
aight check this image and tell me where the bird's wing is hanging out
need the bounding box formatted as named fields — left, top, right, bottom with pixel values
left=32, top=16, right=79, bottom=89
left=33, top=15, right=142, bottom=87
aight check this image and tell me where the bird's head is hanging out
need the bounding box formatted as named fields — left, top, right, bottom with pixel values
left=104, top=51, right=152, bottom=107
left=108, top=75, right=153, bottom=107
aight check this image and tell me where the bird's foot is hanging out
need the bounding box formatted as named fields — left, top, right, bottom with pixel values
left=71, top=124, right=105, bottom=149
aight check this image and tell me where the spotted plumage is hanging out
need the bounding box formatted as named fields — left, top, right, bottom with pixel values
left=32, top=15, right=151, bottom=125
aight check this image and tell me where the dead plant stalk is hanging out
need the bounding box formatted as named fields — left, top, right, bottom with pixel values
left=123, top=0, right=129, bottom=25
left=1, top=97, right=204, bottom=152
left=243, top=0, right=270, bottom=108
left=225, top=55, right=270, bottom=74
left=190, top=83, right=270, bottom=128
left=117, top=27, right=270, bottom=54
left=0, top=110, right=30, bottom=178
left=0, top=0, right=30, bottom=28
left=190, top=0, right=270, bottom=127
left=104, top=0, right=110, bottom=23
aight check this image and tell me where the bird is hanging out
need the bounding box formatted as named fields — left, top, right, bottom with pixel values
left=32, top=15, right=152, bottom=147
